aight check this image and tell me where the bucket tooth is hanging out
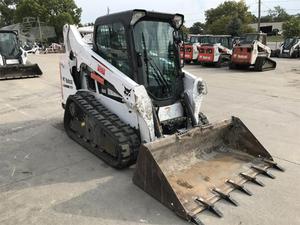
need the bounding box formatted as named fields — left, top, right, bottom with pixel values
left=240, top=173, right=265, bottom=187
left=263, top=159, right=285, bottom=172
left=195, top=198, right=223, bottom=218
left=227, top=179, right=252, bottom=196
left=251, top=165, right=275, bottom=179
left=212, top=188, right=238, bottom=206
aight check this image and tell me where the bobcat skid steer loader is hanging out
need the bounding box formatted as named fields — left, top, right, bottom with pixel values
left=230, top=33, right=276, bottom=71
left=0, top=30, right=42, bottom=80
left=279, top=37, right=300, bottom=58
left=180, top=35, right=213, bottom=64
left=197, top=35, right=232, bottom=67
left=60, top=10, right=283, bottom=225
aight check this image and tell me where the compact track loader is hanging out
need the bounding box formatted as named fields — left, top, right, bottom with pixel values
left=230, top=33, right=276, bottom=71
left=0, top=30, right=42, bottom=80
left=198, top=35, right=232, bottom=67
left=180, top=35, right=213, bottom=64
left=278, top=37, right=300, bottom=58
left=60, top=10, right=283, bottom=225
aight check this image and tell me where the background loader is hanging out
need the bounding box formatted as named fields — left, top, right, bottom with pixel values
left=275, top=37, right=300, bottom=58
left=180, top=34, right=213, bottom=64
left=230, top=33, right=277, bottom=71
left=197, top=35, right=233, bottom=67
left=60, top=10, right=283, bottom=225
left=0, top=30, right=42, bottom=80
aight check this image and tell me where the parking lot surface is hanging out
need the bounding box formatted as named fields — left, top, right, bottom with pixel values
left=0, top=54, right=299, bottom=225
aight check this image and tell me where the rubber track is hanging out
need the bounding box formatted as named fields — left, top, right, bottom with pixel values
left=254, top=57, right=276, bottom=71
left=64, top=91, right=140, bottom=169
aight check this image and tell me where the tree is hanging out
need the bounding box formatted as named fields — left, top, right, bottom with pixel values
left=227, top=17, right=242, bottom=36
left=261, top=6, right=291, bottom=22
left=204, top=0, right=254, bottom=35
left=15, top=0, right=81, bottom=40
left=268, top=6, right=290, bottom=22
left=283, top=17, right=300, bottom=38
left=0, top=0, right=20, bottom=26
left=189, top=22, right=205, bottom=34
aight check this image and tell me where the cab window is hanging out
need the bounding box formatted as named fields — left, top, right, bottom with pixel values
left=96, top=23, right=131, bottom=77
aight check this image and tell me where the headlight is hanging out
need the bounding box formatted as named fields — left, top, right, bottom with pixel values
left=131, top=10, right=146, bottom=26
left=173, top=14, right=184, bottom=29
left=197, top=80, right=208, bottom=95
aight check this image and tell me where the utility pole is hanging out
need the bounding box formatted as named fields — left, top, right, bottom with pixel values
left=258, top=0, right=261, bottom=32
left=37, top=17, right=43, bottom=43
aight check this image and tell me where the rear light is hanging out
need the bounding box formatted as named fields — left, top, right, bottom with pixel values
left=207, top=49, right=212, bottom=54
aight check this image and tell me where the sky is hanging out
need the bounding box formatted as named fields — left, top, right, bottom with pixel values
left=75, top=0, right=299, bottom=26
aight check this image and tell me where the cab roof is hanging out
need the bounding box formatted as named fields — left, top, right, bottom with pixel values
left=95, top=9, right=183, bottom=27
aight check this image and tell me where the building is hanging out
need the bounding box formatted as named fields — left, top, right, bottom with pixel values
left=0, top=17, right=56, bottom=44
left=249, top=22, right=283, bottom=34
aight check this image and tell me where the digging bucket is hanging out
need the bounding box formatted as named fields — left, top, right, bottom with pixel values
left=0, top=63, right=42, bottom=80
left=133, top=117, right=284, bottom=224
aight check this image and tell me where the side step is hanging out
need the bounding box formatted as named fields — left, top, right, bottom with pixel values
left=64, top=91, right=140, bottom=169
left=0, top=63, right=43, bottom=80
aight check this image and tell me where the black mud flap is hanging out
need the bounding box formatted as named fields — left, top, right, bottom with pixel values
left=0, top=63, right=43, bottom=80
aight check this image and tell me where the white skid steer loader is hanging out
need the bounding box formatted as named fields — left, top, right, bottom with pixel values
left=0, top=30, right=42, bottom=80
left=279, top=37, right=300, bottom=58
left=60, top=10, right=284, bottom=225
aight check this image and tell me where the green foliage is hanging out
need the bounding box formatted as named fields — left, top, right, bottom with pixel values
left=50, top=12, right=74, bottom=40
left=282, top=17, right=300, bottom=38
left=204, top=0, right=253, bottom=35
left=180, top=24, right=189, bottom=34
left=268, top=6, right=291, bottom=22
left=0, top=0, right=81, bottom=41
left=189, top=22, right=205, bottom=34
left=261, top=6, right=291, bottom=23
left=15, top=0, right=81, bottom=40
left=227, top=17, right=242, bottom=36
left=0, top=0, right=20, bottom=26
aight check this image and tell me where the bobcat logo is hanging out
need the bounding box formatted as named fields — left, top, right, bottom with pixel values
left=124, top=87, right=132, bottom=96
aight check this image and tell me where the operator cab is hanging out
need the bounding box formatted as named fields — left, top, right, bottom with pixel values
left=94, top=10, right=184, bottom=107
left=211, top=35, right=233, bottom=49
left=0, top=31, right=22, bottom=61
left=282, top=37, right=299, bottom=49
left=189, top=35, right=213, bottom=45
left=240, top=33, right=267, bottom=45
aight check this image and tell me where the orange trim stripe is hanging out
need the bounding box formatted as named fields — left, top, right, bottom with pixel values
left=91, top=72, right=105, bottom=85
